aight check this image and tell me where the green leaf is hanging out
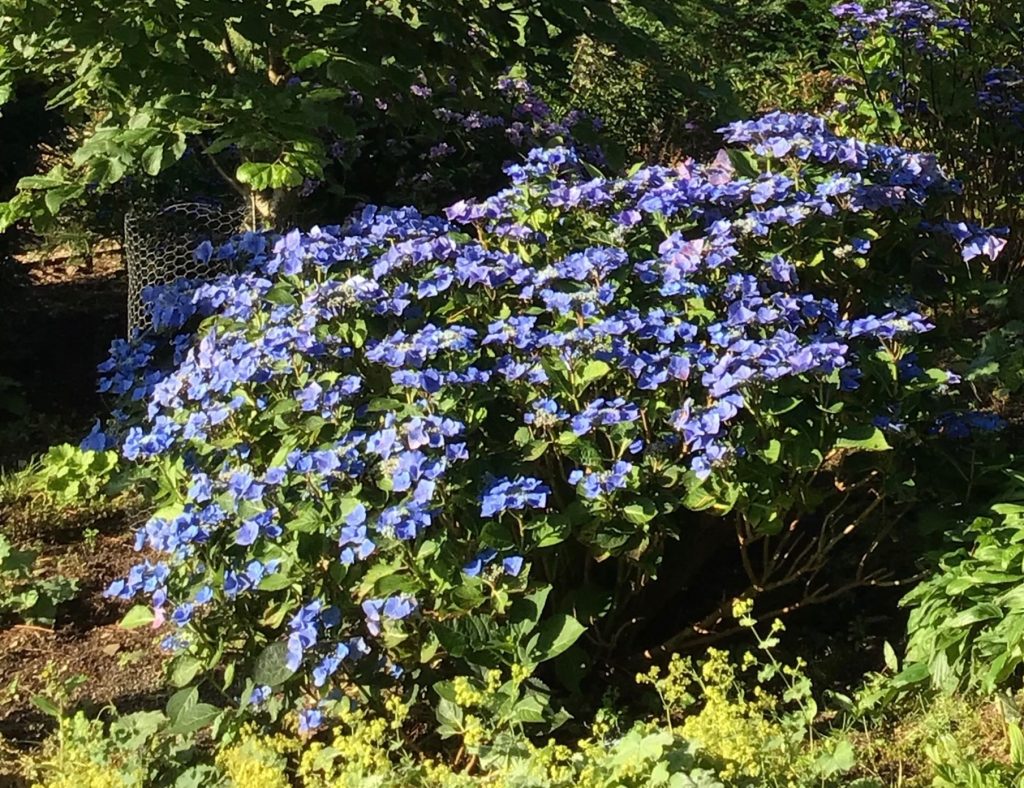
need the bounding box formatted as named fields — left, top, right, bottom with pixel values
left=882, top=641, right=898, bottom=673
left=435, top=697, right=463, bottom=735
left=509, top=586, right=551, bottom=635
left=31, top=695, right=60, bottom=718
left=169, top=655, right=204, bottom=688
left=141, top=144, right=164, bottom=176
left=762, top=438, right=781, bottom=463
left=307, top=0, right=344, bottom=12
left=164, top=702, right=220, bottom=736
left=579, top=360, right=610, bottom=389
left=166, top=686, right=198, bottom=723
left=1009, top=722, right=1024, bottom=766
left=119, top=605, right=156, bottom=629
left=109, top=710, right=166, bottom=750
left=622, top=499, right=657, bottom=525
left=762, top=394, right=801, bottom=415
left=814, top=739, right=856, bottom=777
left=236, top=162, right=273, bottom=190
left=531, top=614, right=586, bottom=662
left=170, top=135, right=187, bottom=161
left=42, top=184, right=83, bottom=215
left=270, top=162, right=304, bottom=189
left=258, top=572, right=294, bottom=591
left=17, top=174, right=67, bottom=190
left=835, top=426, right=891, bottom=452
left=523, top=439, right=548, bottom=461
left=292, top=49, right=329, bottom=71
left=253, top=641, right=295, bottom=687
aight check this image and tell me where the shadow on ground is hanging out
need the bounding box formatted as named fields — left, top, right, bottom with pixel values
left=0, top=249, right=127, bottom=468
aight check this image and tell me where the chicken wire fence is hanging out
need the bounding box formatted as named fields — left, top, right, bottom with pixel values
left=124, top=201, right=250, bottom=333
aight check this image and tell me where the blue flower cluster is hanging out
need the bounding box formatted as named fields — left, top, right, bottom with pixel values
left=832, top=1, right=969, bottom=53
left=931, top=410, right=1006, bottom=438
left=480, top=476, right=551, bottom=518
left=569, top=462, right=634, bottom=499
left=978, top=68, right=1024, bottom=127
left=91, top=112, right=1000, bottom=728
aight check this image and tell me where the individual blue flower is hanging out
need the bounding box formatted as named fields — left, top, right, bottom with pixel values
left=463, top=548, right=498, bottom=577
left=298, top=707, right=323, bottom=734
left=312, top=642, right=351, bottom=687
left=568, top=461, right=633, bottom=499
left=79, top=420, right=112, bottom=452
left=502, top=555, right=525, bottom=576
left=362, top=594, right=417, bottom=636
left=249, top=685, right=272, bottom=706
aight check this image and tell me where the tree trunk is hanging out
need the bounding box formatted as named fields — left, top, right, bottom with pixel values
left=249, top=187, right=298, bottom=231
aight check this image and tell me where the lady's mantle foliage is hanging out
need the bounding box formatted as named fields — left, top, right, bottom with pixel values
left=89, top=112, right=1005, bottom=728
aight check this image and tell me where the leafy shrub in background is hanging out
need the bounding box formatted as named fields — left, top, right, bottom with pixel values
left=556, top=0, right=839, bottom=162
left=294, top=73, right=606, bottom=222
left=829, top=0, right=1024, bottom=271
left=80, top=110, right=1011, bottom=736
left=0, top=0, right=678, bottom=231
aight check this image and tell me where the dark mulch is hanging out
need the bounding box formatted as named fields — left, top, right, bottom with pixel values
left=0, top=500, right=167, bottom=747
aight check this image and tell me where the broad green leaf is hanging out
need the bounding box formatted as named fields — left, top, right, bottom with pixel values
left=141, top=144, right=164, bottom=176
left=622, top=499, right=657, bottom=525
left=835, top=426, right=891, bottom=452
left=120, top=605, right=156, bottom=629
left=531, top=614, right=586, bottom=662
left=236, top=162, right=273, bottom=190
left=579, top=360, right=610, bottom=388
left=169, top=655, right=204, bottom=688
left=253, top=640, right=295, bottom=687
left=166, top=686, right=198, bottom=723
left=109, top=710, right=166, bottom=750
left=164, top=702, right=220, bottom=736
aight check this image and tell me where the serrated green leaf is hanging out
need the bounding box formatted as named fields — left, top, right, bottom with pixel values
left=253, top=640, right=295, bottom=687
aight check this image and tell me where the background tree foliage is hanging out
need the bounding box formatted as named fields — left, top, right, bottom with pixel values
left=0, top=0, right=678, bottom=228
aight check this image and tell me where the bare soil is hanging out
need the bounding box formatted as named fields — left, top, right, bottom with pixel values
left=0, top=245, right=166, bottom=751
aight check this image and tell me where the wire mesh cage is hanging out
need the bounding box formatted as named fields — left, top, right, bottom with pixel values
left=124, top=201, right=249, bottom=333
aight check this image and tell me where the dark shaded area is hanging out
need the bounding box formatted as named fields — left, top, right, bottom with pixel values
left=0, top=255, right=126, bottom=468
left=0, top=82, right=65, bottom=258
left=0, top=81, right=125, bottom=467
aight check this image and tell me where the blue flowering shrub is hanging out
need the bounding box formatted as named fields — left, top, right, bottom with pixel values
left=84, top=111, right=1008, bottom=733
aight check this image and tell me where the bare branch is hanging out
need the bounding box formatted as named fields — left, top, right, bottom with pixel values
left=204, top=148, right=251, bottom=205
